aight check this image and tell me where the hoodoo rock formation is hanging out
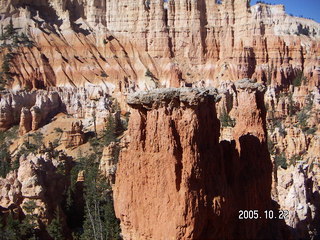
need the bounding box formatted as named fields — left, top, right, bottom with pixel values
left=0, top=91, right=61, bottom=131
left=18, top=107, right=32, bottom=135
left=114, top=84, right=276, bottom=240
left=276, top=165, right=320, bottom=240
left=0, top=87, right=113, bottom=131
left=0, top=0, right=319, bottom=90
left=63, top=121, right=85, bottom=148
left=99, top=141, right=118, bottom=185
left=0, top=151, right=71, bottom=228
left=0, top=0, right=319, bottom=239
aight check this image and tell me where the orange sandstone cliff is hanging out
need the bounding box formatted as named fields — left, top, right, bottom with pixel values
left=114, top=83, right=278, bottom=240
left=0, top=0, right=319, bottom=239
left=0, top=0, right=319, bottom=90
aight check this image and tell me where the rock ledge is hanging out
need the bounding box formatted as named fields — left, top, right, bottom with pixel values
left=127, top=87, right=220, bottom=107
left=235, top=78, right=266, bottom=92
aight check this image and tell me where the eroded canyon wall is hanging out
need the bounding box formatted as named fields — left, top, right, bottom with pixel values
left=0, top=1, right=319, bottom=239
left=0, top=0, right=319, bottom=90
left=0, top=86, right=112, bottom=131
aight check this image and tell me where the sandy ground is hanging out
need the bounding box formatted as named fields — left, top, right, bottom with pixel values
left=8, top=112, right=108, bottom=159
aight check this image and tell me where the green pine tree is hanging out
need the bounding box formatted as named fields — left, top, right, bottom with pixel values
left=0, top=131, right=12, bottom=178
left=2, top=213, right=22, bottom=240
left=79, top=155, right=120, bottom=240
left=102, top=196, right=120, bottom=240
left=20, top=200, right=38, bottom=240
left=47, top=208, right=64, bottom=240
left=103, top=115, right=116, bottom=146
left=220, top=108, right=236, bottom=127
left=3, top=19, right=15, bottom=39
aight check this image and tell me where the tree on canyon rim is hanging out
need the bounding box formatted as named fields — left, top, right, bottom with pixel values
left=0, top=19, right=34, bottom=89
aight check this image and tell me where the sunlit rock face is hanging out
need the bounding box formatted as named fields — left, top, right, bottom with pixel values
left=0, top=1, right=319, bottom=239
left=0, top=151, right=71, bottom=227
left=114, top=85, right=276, bottom=240
left=276, top=165, right=320, bottom=240
left=0, top=0, right=319, bottom=91
left=0, top=87, right=112, bottom=131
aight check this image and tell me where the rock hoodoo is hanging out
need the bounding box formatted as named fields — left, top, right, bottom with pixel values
left=99, top=142, right=118, bottom=186
left=0, top=152, right=71, bottom=228
left=0, top=0, right=319, bottom=239
left=18, top=107, right=32, bottom=135
left=114, top=85, right=276, bottom=240
left=276, top=165, right=320, bottom=240
left=0, top=0, right=319, bottom=89
left=63, top=121, right=85, bottom=148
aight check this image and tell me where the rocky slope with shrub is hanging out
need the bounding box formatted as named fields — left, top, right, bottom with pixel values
left=0, top=0, right=319, bottom=239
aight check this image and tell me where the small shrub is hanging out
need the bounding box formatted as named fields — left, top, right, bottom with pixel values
left=145, top=69, right=154, bottom=78
left=289, top=154, right=303, bottom=166
left=305, top=127, right=317, bottom=135
left=52, top=139, right=60, bottom=148
left=54, top=127, right=63, bottom=133
left=275, top=153, right=287, bottom=169
left=220, top=108, right=236, bottom=127
left=292, top=70, right=306, bottom=87
left=100, top=71, right=108, bottom=78
left=33, top=132, right=44, bottom=147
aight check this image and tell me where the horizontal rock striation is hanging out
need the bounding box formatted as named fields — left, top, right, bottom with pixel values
left=0, top=0, right=319, bottom=90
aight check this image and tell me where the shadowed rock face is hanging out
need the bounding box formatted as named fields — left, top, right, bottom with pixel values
left=113, top=86, right=277, bottom=240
